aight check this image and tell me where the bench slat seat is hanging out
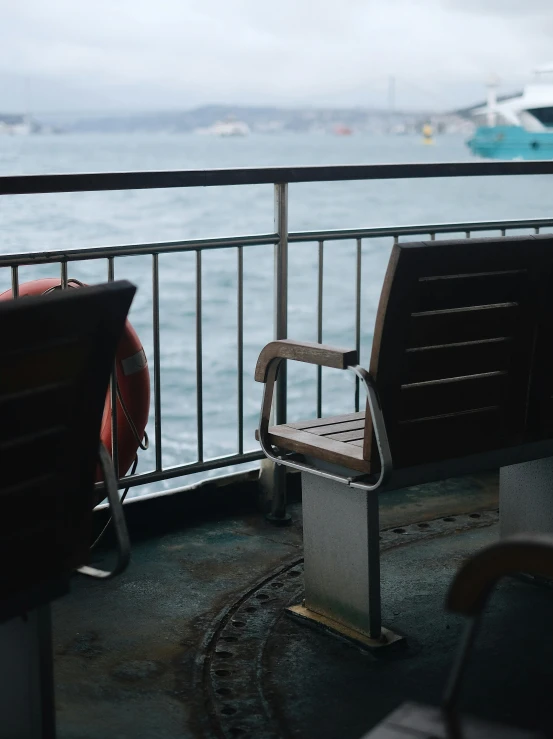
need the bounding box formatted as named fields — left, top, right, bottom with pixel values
left=266, top=412, right=368, bottom=474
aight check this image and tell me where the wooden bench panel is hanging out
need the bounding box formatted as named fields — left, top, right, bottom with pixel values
left=364, top=236, right=547, bottom=473
left=399, top=372, right=507, bottom=421
left=266, top=414, right=369, bottom=474
left=408, top=303, right=519, bottom=348
left=326, top=428, right=365, bottom=443
left=0, top=428, right=67, bottom=488
left=414, top=270, right=526, bottom=312
left=402, top=338, right=513, bottom=384
left=397, top=407, right=504, bottom=467
left=288, top=412, right=365, bottom=435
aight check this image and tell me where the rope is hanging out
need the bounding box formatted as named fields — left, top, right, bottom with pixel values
left=116, top=383, right=149, bottom=450
left=40, top=278, right=86, bottom=295
left=91, top=362, right=149, bottom=548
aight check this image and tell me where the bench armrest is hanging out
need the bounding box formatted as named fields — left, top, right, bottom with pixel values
left=447, top=534, right=553, bottom=617
left=255, top=340, right=358, bottom=383
left=255, top=340, right=392, bottom=492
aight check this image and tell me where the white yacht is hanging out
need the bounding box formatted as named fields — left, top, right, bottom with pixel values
left=466, top=65, right=553, bottom=159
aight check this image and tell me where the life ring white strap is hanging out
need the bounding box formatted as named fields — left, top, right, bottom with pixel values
left=121, top=348, right=147, bottom=376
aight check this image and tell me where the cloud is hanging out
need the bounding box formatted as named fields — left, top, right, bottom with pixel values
left=1, top=0, right=551, bottom=111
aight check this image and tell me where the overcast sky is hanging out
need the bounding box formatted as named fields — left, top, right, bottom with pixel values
left=1, top=0, right=552, bottom=113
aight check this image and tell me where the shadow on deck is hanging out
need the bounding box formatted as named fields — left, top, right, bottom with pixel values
left=52, top=472, right=553, bottom=738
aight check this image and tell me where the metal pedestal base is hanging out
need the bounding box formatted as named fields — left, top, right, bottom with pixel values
left=287, top=603, right=402, bottom=649
left=500, top=457, right=553, bottom=537
left=301, top=472, right=398, bottom=644
left=0, top=605, right=55, bottom=739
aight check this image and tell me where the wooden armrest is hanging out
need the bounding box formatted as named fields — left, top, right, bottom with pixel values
left=255, top=340, right=358, bottom=383
left=446, top=534, right=553, bottom=617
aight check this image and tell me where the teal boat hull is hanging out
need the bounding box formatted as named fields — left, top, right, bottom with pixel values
left=467, top=125, right=553, bottom=160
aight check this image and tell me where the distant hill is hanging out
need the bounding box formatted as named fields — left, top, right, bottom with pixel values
left=41, top=104, right=435, bottom=135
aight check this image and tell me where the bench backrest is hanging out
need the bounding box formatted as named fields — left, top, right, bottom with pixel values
left=0, top=281, right=135, bottom=617
left=365, top=235, right=553, bottom=474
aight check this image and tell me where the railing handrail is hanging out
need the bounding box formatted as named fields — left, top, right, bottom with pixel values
left=0, top=217, right=551, bottom=268
left=3, top=160, right=553, bottom=195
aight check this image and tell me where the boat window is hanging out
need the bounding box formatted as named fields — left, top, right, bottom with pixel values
left=527, top=107, right=553, bottom=126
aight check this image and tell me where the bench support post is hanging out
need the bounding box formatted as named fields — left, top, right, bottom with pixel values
left=260, top=182, right=291, bottom=525
left=500, top=457, right=553, bottom=537
left=288, top=472, right=401, bottom=648
left=0, top=605, right=56, bottom=739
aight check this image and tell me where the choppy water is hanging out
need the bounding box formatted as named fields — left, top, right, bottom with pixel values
left=1, top=132, right=552, bottom=495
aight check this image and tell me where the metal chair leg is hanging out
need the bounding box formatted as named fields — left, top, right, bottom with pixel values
left=78, top=443, right=131, bottom=579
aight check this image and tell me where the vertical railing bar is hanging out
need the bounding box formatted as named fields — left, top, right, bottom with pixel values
left=262, top=182, right=291, bottom=525
left=196, top=249, right=204, bottom=463
left=274, top=183, right=288, bottom=426
left=354, top=238, right=362, bottom=413
left=316, top=240, right=324, bottom=419
left=501, top=228, right=506, bottom=237
left=430, top=232, right=436, bottom=241
left=535, top=226, right=540, bottom=235
left=107, top=257, right=119, bottom=478
left=237, top=246, right=244, bottom=455
left=393, top=235, right=398, bottom=245
left=465, top=231, right=471, bottom=239
left=152, top=253, right=162, bottom=472
left=60, top=261, right=68, bottom=289
left=11, top=266, right=19, bottom=298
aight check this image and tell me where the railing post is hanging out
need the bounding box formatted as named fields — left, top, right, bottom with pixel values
left=274, top=183, right=288, bottom=427
left=260, top=182, right=292, bottom=525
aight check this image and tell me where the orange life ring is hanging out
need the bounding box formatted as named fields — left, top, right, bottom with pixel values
left=0, top=278, right=150, bottom=480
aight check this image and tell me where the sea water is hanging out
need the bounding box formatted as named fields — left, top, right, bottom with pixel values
left=1, top=132, right=551, bottom=495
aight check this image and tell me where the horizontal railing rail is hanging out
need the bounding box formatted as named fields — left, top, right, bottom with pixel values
left=0, top=234, right=279, bottom=267
left=2, top=159, right=553, bottom=195
left=0, top=218, right=551, bottom=267
left=2, top=163, right=553, bottom=511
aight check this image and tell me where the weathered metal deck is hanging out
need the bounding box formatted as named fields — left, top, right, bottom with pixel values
left=52, top=473, right=553, bottom=738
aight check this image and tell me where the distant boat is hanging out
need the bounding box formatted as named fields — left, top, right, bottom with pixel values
left=0, top=114, right=33, bottom=135
left=196, top=118, right=250, bottom=137
left=421, top=123, right=434, bottom=145
left=467, top=66, right=553, bottom=159
left=333, top=125, right=353, bottom=136
left=390, top=123, right=409, bottom=135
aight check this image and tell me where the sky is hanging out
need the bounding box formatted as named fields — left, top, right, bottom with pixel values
left=1, top=0, right=552, bottom=113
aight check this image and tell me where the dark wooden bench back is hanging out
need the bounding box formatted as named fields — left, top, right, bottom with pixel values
left=0, top=281, right=135, bottom=618
left=365, top=235, right=553, bottom=474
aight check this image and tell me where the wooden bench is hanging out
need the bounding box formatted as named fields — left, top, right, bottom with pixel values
left=255, top=234, right=553, bottom=647
left=0, top=282, right=136, bottom=737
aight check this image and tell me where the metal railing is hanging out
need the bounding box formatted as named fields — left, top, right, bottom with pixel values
left=2, top=161, right=553, bottom=510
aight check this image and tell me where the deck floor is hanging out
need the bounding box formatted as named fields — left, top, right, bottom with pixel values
left=52, top=473, right=553, bottom=738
